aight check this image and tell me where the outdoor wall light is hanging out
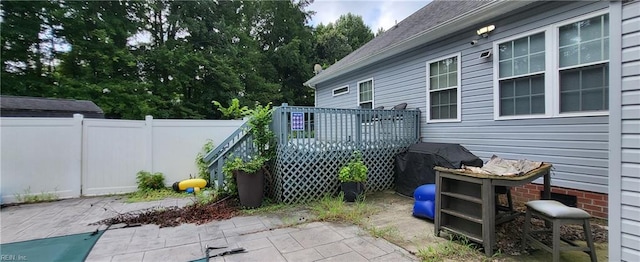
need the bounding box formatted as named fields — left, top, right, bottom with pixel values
left=480, top=49, right=492, bottom=59
left=476, top=25, right=495, bottom=38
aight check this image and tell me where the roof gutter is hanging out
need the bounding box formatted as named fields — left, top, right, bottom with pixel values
left=304, top=1, right=532, bottom=88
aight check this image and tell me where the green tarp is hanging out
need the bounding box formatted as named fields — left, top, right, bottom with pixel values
left=0, top=230, right=104, bottom=262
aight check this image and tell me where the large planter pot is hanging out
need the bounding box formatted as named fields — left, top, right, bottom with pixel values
left=341, top=182, right=364, bottom=202
left=235, top=168, right=265, bottom=208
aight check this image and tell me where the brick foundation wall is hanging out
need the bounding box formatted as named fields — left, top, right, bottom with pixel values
left=510, top=184, right=608, bottom=219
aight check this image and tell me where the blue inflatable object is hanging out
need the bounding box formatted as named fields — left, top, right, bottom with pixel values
left=413, top=200, right=435, bottom=220
left=413, top=184, right=436, bottom=201
left=413, top=184, right=436, bottom=220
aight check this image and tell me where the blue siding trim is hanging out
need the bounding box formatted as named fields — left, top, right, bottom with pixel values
left=613, top=0, right=640, bottom=261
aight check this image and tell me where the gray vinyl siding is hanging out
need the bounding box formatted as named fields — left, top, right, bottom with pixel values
left=620, top=1, right=640, bottom=260
left=315, top=1, right=611, bottom=193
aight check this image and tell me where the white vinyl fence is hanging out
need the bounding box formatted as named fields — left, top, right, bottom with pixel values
left=1, top=115, right=243, bottom=203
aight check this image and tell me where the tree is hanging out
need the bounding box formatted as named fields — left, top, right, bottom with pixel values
left=312, top=13, right=373, bottom=67
left=334, top=13, right=374, bottom=50
left=1, top=0, right=319, bottom=118
left=243, top=0, right=315, bottom=106
left=54, top=1, right=157, bottom=119
left=1, top=0, right=61, bottom=96
left=314, top=24, right=353, bottom=65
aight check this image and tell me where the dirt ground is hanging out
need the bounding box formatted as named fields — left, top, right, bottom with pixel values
left=93, top=190, right=608, bottom=261
left=364, top=190, right=609, bottom=262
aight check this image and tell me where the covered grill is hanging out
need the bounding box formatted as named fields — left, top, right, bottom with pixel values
left=394, top=142, right=483, bottom=197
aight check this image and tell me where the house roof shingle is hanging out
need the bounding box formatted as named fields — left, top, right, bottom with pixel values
left=329, top=0, right=491, bottom=73
left=305, top=0, right=532, bottom=87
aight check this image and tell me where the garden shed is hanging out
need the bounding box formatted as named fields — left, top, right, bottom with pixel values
left=0, top=95, right=104, bottom=118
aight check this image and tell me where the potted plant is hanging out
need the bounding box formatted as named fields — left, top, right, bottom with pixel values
left=223, top=156, right=267, bottom=207
left=222, top=103, right=274, bottom=208
left=339, top=151, right=368, bottom=202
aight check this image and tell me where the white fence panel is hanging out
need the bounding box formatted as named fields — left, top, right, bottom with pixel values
left=1, top=115, right=244, bottom=202
left=82, top=119, right=148, bottom=196
left=151, top=119, right=245, bottom=185
left=1, top=115, right=83, bottom=203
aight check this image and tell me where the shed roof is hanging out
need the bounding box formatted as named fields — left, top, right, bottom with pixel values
left=305, top=0, right=533, bottom=87
left=0, top=95, right=104, bottom=116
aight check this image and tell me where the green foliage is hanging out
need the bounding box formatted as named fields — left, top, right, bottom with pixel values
left=240, top=201, right=294, bottom=216
left=0, top=1, right=60, bottom=97
left=313, top=13, right=374, bottom=67
left=221, top=156, right=263, bottom=196
left=212, top=98, right=250, bottom=120
left=416, top=235, right=484, bottom=262
left=1, top=0, right=389, bottom=118
left=247, top=103, right=276, bottom=159
left=217, top=103, right=273, bottom=199
left=220, top=155, right=267, bottom=196
left=136, top=171, right=166, bottom=191
left=309, top=194, right=375, bottom=224
left=339, top=151, right=368, bottom=183
left=367, top=225, right=399, bottom=239
left=13, top=187, right=59, bottom=204
left=221, top=166, right=238, bottom=196
left=126, top=188, right=189, bottom=203
left=191, top=189, right=217, bottom=205
left=223, top=156, right=267, bottom=174
left=195, top=139, right=215, bottom=182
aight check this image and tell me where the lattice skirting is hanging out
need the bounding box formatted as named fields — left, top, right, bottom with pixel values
left=271, top=143, right=412, bottom=203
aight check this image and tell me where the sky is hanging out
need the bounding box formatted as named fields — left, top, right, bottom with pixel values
left=306, top=0, right=431, bottom=31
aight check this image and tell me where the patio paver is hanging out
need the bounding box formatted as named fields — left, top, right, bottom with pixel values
left=0, top=195, right=419, bottom=262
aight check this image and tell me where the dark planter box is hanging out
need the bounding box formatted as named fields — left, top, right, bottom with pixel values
left=341, top=182, right=364, bottom=202
left=235, top=169, right=265, bottom=208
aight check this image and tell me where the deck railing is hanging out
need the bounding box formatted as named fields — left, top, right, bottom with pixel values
left=204, top=104, right=421, bottom=203
left=204, top=121, right=255, bottom=187
left=271, top=104, right=420, bottom=203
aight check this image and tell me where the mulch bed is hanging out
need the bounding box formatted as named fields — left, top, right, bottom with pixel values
left=495, top=214, right=608, bottom=255
left=93, top=197, right=240, bottom=228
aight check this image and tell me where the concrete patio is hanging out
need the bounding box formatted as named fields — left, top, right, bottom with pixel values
left=0, top=190, right=607, bottom=262
left=0, top=193, right=420, bottom=262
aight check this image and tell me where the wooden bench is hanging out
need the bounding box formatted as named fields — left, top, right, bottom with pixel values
left=522, top=200, right=597, bottom=262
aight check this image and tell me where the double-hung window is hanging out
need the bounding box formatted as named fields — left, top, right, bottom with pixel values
left=357, top=78, right=374, bottom=109
left=558, top=14, right=609, bottom=112
left=493, top=12, right=609, bottom=119
left=497, top=32, right=546, bottom=116
left=427, top=54, right=461, bottom=122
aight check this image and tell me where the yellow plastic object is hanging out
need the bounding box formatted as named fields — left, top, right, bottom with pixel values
left=194, top=187, right=200, bottom=193
left=177, top=179, right=207, bottom=191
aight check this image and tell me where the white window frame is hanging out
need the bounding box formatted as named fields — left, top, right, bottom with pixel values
left=357, top=78, right=374, bottom=109
left=492, top=9, right=610, bottom=120
left=426, top=53, right=462, bottom=123
left=332, top=85, right=349, bottom=97
left=492, top=28, right=553, bottom=120
left=553, top=11, right=610, bottom=118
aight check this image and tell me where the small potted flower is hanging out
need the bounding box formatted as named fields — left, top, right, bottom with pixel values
left=338, top=151, right=368, bottom=202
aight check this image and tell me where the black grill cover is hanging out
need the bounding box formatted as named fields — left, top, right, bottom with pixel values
left=394, top=142, right=483, bottom=197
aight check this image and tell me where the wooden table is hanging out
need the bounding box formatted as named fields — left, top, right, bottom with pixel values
left=434, top=163, right=552, bottom=256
